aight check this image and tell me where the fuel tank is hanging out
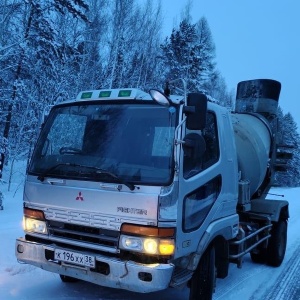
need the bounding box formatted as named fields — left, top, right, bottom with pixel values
left=232, top=79, right=281, bottom=197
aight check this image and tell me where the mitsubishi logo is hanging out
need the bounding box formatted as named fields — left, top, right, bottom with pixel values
left=76, top=191, right=84, bottom=201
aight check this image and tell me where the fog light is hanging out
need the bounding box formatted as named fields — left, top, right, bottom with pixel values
left=17, top=244, right=24, bottom=253
left=159, top=240, right=175, bottom=255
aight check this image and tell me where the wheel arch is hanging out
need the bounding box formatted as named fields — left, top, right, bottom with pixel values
left=188, top=215, right=237, bottom=275
left=251, top=199, right=289, bottom=222
left=190, top=234, right=229, bottom=279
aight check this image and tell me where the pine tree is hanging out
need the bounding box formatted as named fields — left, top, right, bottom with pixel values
left=275, top=111, right=300, bottom=187
left=194, top=17, right=216, bottom=92
left=160, top=19, right=196, bottom=90
left=160, top=17, right=217, bottom=94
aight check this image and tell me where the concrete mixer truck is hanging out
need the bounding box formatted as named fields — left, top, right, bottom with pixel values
left=16, top=79, right=289, bottom=299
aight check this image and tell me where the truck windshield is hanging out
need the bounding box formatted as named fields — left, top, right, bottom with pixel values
left=29, top=102, right=177, bottom=186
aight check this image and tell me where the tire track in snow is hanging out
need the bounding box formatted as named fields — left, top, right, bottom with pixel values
left=259, top=243, right=300, bottom=300
left=213, top=260, right=271, bottom=299
left=4, top=264, right=36, bottom=276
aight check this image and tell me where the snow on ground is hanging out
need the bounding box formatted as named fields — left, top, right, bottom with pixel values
left=1, top=160, right=300, bottom=300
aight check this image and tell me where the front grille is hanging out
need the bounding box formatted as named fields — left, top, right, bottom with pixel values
left=47, top=220, right=119, bottom=249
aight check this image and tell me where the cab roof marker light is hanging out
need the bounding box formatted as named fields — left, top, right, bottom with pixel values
left=80, top=91, right=93, bottom=99
left=118, top=90, right=132, bottom=97
left=99, top=90, right=112, bottom=97
left=75, top=88, right=151, bottom=101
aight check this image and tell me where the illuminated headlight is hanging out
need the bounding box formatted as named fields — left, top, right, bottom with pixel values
left=23, top=217, right=48, bottom=234
left=144, top=238, right=158, bottom=254
left=120, top=235, right=174, bottom=255
left=122, top=236, right=143, bottom=251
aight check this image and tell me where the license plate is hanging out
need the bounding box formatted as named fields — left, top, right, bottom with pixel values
left=54, top=249, right=95, bottom=268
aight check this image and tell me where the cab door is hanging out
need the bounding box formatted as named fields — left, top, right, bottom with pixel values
left=176, top=109, right=223, bottom=258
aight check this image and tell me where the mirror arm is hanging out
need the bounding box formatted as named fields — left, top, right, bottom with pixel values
left=183, top=106, right=195, bottom=115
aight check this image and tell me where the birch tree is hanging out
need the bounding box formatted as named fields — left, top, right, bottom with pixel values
left=121, top=0, right=163, bottom=89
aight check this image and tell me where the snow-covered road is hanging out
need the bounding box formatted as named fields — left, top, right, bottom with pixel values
left=1, top=163, right=299, bottom=299
left=214, top=187, right=300, bottom=300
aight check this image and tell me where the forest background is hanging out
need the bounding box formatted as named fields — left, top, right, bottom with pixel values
left=1, top=0, right=300, bottom=189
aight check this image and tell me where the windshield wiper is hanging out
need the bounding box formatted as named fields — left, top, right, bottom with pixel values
left=37, top=163, right=70, bottom=182
left=37, top=163, right=136, bottom=191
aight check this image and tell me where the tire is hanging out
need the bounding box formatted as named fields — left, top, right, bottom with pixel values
left=59, top=274, right=79, bottom=283
left=266, top=220, right=287, bottom=267
left=189, top=246, right=216, bottom=300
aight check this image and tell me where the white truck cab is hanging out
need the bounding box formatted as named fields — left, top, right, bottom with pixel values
left=16, top=80, right=289, bottom=299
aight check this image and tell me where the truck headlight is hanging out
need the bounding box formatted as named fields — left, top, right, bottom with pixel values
left=23, top=208, right=48, bottom=234
left=23, top=217, right=48, bottom=234
left=119, top=224, right=175, bottom=256
left=122, top=236, right=143, bottom=251
left=144, top=238, right=158, bottom=254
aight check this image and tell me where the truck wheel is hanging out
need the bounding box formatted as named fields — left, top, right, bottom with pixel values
left=189, top=246, right=216, bottom=300
left=59, top=274, right=79, bottom=283
left=267, top=220, right=287, bottom=267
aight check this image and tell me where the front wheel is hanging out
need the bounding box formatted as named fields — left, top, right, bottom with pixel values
left=267, top=220, right=287, bottom=267
left=189, top=245, right=216, bottom=300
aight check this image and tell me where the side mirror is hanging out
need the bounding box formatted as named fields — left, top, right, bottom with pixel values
left=184, top=93, right=207, bottom=130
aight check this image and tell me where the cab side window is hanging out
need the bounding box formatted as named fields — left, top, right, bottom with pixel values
left=183, top=175, right=222, bottom=231
left=183, top=112, right=219, bottom=178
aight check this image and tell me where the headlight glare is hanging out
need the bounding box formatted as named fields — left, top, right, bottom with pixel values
left=143, top=238, right=158, bottom=254
left=119, top=225, right=175, bottom=256
left=121, top=236, right=142, bottom=251
left=120, top=235, right=174, bottom=256
left=23, top=217, right=48, bottom=234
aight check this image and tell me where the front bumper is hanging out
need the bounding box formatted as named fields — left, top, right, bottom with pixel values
left=15, top=238, right=174, bottom=293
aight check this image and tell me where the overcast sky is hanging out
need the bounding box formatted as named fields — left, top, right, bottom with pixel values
left=158, top=0, right=300, bottom=128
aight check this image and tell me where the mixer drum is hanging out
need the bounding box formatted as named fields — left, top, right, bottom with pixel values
left=231, top=113, right=271, bottom=197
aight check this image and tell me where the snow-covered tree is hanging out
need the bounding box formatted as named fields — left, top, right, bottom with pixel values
left=102, top=0, right=135, bottom=88
left=122, top=0, right=163, bottom=89
left=275, top=111, right=300, bottom=187
left=74, top=0, right=108, bottom=91
left=194, top=17, right=217, bottom=91
left=0, top=0, right=26, bottom=166
left=160, top=19, right=197, bottom=90
left=1, top=0, right=299, bottom=190
left=160, top=17, right=217, bottom=94
left=1, top=0, right=89, bottom=167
